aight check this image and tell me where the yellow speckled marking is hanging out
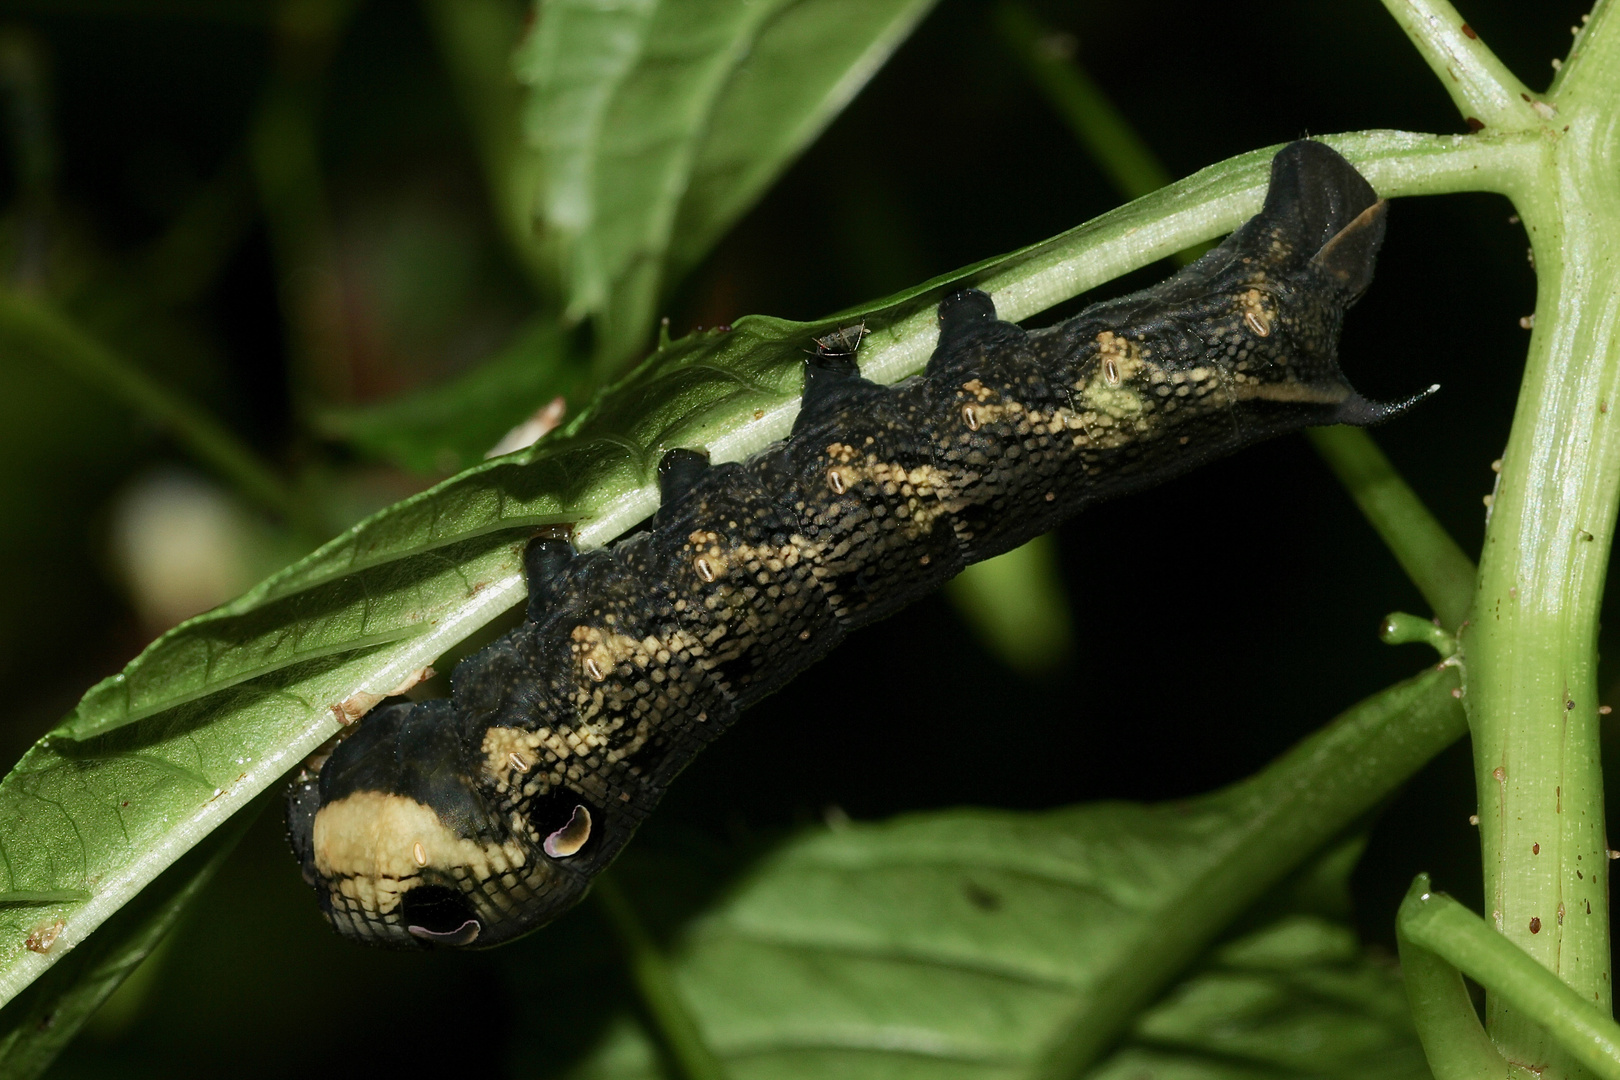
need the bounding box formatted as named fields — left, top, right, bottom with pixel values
left=313, top=791, right=530, bottom=916
left=1241, top=288, right=1273, bottom=337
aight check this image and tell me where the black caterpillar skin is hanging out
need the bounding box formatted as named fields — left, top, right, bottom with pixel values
left=286, top=141, right=1409, bottom=949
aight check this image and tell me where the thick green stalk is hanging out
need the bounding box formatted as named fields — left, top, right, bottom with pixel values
left=1401, top=878, right=1620, bottom=1080
left=1308, top=426, right=1476, bottom=630
left=1455, top=4, right=1620, bottom=1073
left=1398, top=877, right=1516, bottom=1080
left=1377, top=0, right=1538, bottom=132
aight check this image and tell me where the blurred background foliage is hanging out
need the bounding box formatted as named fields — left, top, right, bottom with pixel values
left=0, top=0, right=1605, bottom=1075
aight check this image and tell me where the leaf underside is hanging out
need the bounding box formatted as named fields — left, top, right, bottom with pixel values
left=553, top=808, right=1428, bottom=1080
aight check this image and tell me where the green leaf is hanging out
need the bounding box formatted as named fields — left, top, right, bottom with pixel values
left=515, top=0, right=939, bottom=366
left=422, top=0, right=552, bottom=296
left=562, top=669, right=1460, bottom=1080
left=1090, top=915, right=1429, bottom=1080
left=661, top=0, right=939, bottom=284
left=0, top=804, right=252, bottom=1080
left=0, top=130, right=1493, bottom=1010
left=312, top=317, right=588, bottom=474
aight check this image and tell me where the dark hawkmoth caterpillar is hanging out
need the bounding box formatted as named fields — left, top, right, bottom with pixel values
left=285, top=141, right=1416, bottom=949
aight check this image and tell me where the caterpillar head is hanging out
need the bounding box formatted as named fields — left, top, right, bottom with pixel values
left=285, top=701, right=606, bottom=949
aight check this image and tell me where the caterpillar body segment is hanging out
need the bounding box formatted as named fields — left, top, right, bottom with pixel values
left=286, top=141, right=1410, bottom=948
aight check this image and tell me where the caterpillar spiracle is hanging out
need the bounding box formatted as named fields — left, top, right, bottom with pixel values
left=285, top=141, right=1417, bottom=949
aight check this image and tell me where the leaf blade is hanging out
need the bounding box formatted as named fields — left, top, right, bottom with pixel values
left=517, top=0, right=939, bottom=366
left=561, top=670, right=1462, bottom=1079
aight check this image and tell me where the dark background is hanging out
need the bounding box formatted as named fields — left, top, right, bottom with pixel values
left=0, top=0, right=1599, bottom=1075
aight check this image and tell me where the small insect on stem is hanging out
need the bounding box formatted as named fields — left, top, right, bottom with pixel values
left=810, top=321, right=868, bottom=358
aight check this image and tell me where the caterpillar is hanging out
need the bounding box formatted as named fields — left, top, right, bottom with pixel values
left=285, top=141, right=1415, bottom=949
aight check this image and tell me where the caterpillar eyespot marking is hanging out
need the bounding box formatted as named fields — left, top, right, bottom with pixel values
left=285, top=141, right=1426, bottom=949
left=542, top=805, right=593, bottom=858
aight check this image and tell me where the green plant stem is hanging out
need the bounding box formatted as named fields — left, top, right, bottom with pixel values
left=1377, top=0, right=1539, bottom=132
left=1381, top=611, right=1458, bottom=657
left=1400, top=877, right=1620, bottom=1080
left=0, top=291, right=305, bottom=525
left=594, top=874, right=727, bottom=1080
left=1449, top=3, right=1620, bottom=1074
left=1398, top=878, right=1516, bottom=1080
left=991, top=0, right=1207, bottom=270
left=1308, top=426, right=1476, bottom=629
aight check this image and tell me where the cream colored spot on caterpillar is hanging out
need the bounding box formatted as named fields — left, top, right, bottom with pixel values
left=482, top=727, right=549, bottom=794
left=685, top=530, right=733, bottom=583
left=1233, top=379, right=1351, bottom=406
left=1080, top=332, right=1150, bottom=420
left=817, top=452, right=963, bottom=534
left=312, top=791, right=530, bottom=916
left=960, top=378, right=997, bottom=403
left=1241, top=288, right=1272, bottom=337
left=571, top=623, right=652, bottom=688
left=1094, top=331, right=1142, bottom=377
